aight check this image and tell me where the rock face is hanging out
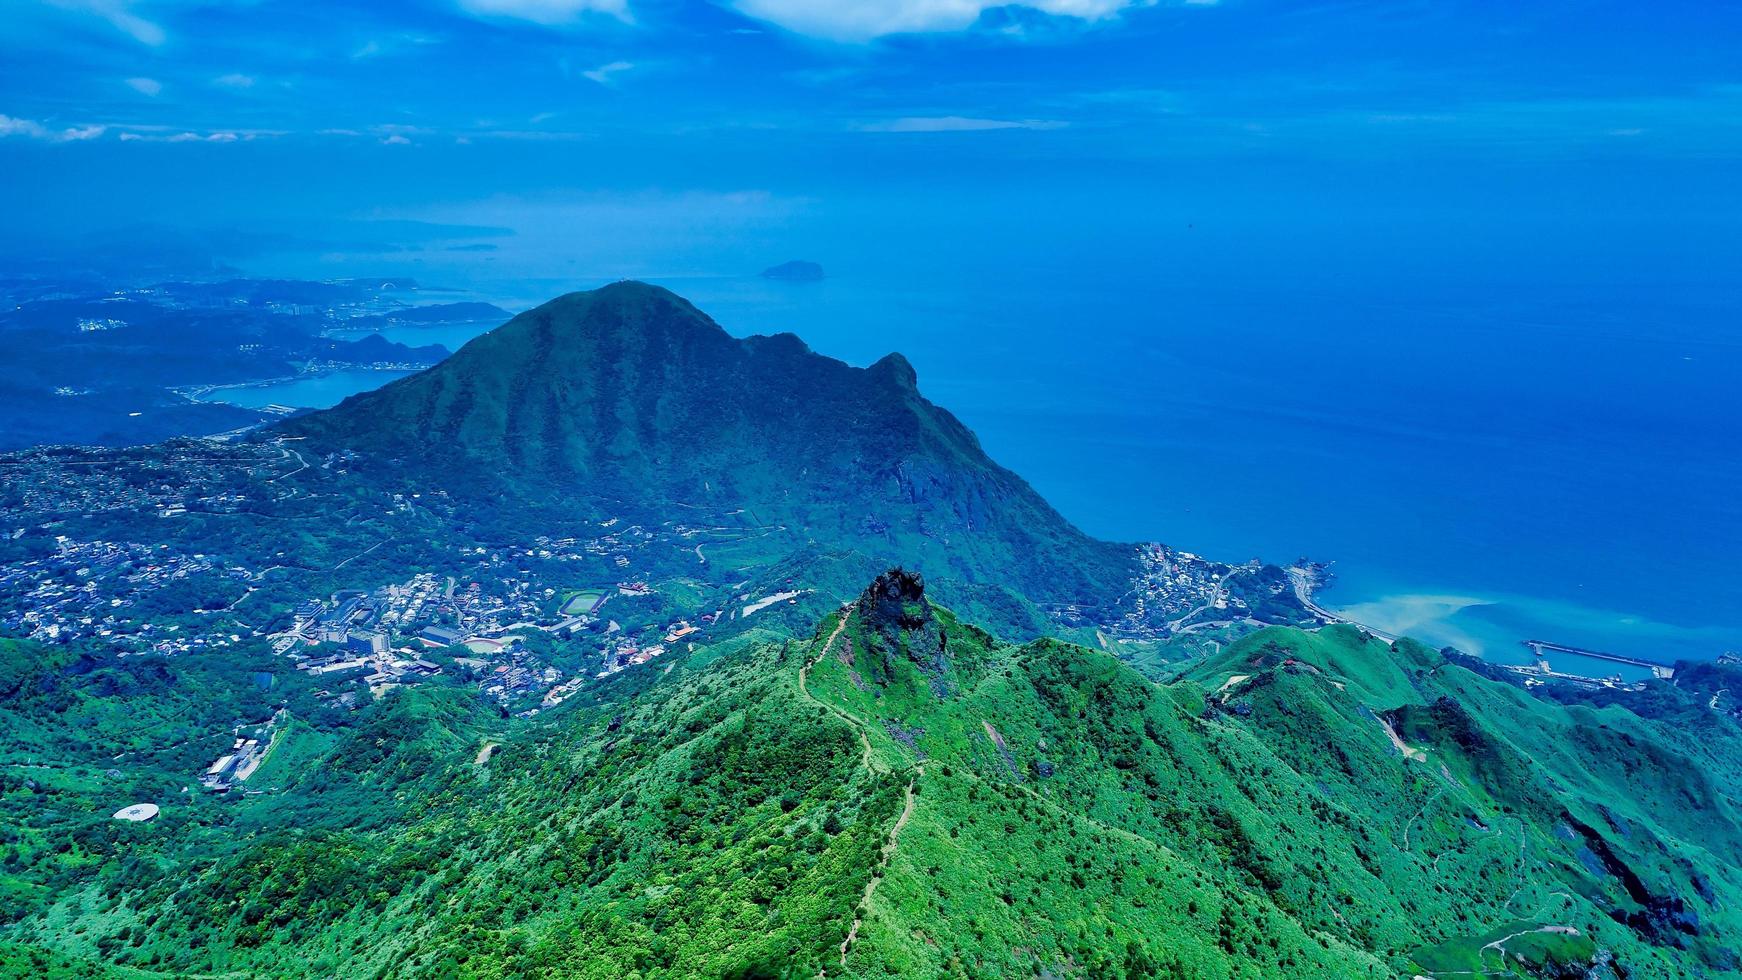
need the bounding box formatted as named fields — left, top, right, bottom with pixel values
left=859, top=568, right=953, bottom=696
left=861, top=568, right=932, bottom=638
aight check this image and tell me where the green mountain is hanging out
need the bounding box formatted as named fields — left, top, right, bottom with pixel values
left=8, top=282, right=1736, bottom=978
left=283, top=281, right=1137, bottom=622
left=6, top=573, right=1739, bottom=978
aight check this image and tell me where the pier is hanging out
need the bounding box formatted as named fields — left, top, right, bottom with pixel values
left=1522, top=640, right=1675, bottom=680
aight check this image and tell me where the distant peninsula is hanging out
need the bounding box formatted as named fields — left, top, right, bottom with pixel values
left=349, top=302, right=512, bottom=329
left=760, top=260, right=825, bottom=282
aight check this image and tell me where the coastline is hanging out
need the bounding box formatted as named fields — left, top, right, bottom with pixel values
left=1299, top=567, right=1736, bottom=669
left=181, top=365, right=421, bottom=410
left=1286, top=565, right=1400, bottom=643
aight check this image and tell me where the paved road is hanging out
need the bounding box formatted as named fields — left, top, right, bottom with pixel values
left=1287, top=567, right=1399, bottom=642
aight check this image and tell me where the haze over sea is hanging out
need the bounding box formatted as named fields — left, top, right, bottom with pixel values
left=278, top=246, right=1741, bottom=668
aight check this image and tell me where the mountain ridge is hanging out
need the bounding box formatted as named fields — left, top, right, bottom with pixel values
left=282, top=281, right=1138, bottom=616
left=8, top=575, right=1738, bottom=977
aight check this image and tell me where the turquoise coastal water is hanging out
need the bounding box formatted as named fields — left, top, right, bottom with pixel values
left=197, top=370, right=413, bottom=411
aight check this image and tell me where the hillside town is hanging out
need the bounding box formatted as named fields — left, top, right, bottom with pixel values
left=0, top=436, right=823, bottom=737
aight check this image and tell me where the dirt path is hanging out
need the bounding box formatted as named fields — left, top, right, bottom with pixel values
left=802, top=602, right=921, bottom=978
left=838, top=765, right=924, bottom=968
left=1479, top=925, right=1580, bottom=973
left=951, top=765, right=1181, bottom=863
left=1401, top=787, right=1445, bottom=852
left=474, top=742, right=499, bottom=765
left=798, top=604, right=879, bottom=776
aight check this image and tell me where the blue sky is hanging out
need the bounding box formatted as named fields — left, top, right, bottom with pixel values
left=2, top=0, right=1739, bottom=281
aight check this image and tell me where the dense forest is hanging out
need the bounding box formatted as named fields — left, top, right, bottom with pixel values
left=4, top=571, right=1739, bottom=978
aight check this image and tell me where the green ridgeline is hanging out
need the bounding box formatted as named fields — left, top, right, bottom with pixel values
left=4, top=574, right=1740, bottom=978
left=279, top=281, right=1136, bottom=622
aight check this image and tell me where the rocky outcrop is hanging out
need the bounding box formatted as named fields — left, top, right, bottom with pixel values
left=859, top=568, right=953, bottom=697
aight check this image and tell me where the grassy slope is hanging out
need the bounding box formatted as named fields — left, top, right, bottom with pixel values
left=1180, top=626, right=1742, bottom=977
left=4, top=603, right=1739, bottom=978
left=800, top=609, right=1742, bottom=979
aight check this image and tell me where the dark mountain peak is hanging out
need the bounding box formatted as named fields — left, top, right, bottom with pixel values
left=868, top=351, right=918, bottom=389
left=860, top=567, right=936, bottom=643
left=486, top=281, right=738, bottom=367
left=582, top=278, right=678, bottom=303
left=742, top=331, right=812, bottom=357
left=539, top=280, right=717, bottom=333
left=857, top=567, right=952, bottom=694
left=861, top=567, right=928, bottom=623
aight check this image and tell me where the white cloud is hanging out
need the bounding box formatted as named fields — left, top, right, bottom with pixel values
left=582, top=60, right=635, bottom=85
left=350, top=34, right=439, bottom=59
left=454, top=0, right=628, bottom=25
left=381, top=134, right=412, bottom=145
left=214, top=73, right=256, bottom=89
left=2, top=116, right=47, bottom=138
left=0, top=114, right=107, bottom=142
left=114, top=126, right=280, bottom=142
left=47, top=0, right=166, bottom=45
left=858, top=115, right=1067, bottom=132
left=124, top=76, right=162, bottom=96
left=730, top=0, right=1140, bottom=40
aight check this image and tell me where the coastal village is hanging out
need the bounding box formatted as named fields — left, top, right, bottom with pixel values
left=2, top=434, right=1711, bottom=812
left=0, top=439, right=824, bottom=799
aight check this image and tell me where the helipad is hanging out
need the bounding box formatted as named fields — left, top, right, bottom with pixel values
left=112, top=803, right=160, bottom=822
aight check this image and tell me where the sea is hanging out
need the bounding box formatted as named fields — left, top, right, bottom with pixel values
left=196, top=370, right=415, bottom=411
left=221, top=269, right=1742, bottom=668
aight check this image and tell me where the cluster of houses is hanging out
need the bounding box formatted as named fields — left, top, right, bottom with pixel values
left=200, top=733, right=270, bottom=792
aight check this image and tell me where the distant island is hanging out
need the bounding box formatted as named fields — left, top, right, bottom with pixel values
left=760, top=259, right=825, bottom=282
